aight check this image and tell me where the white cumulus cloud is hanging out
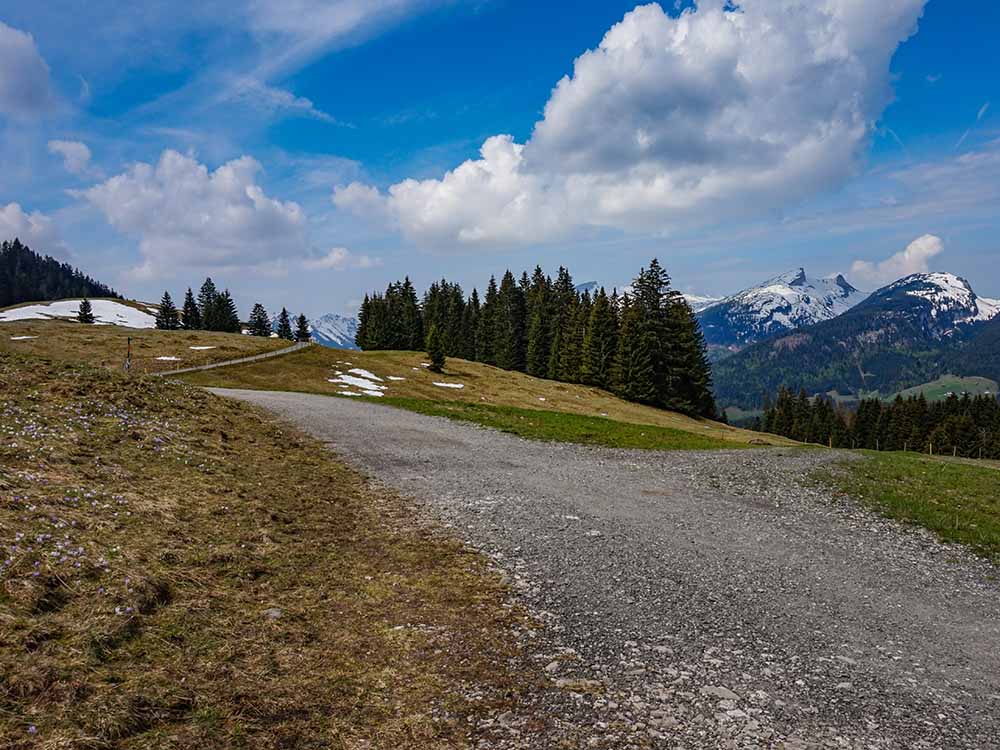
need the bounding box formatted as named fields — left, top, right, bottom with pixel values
left=851, top=234, right=944, bottom=287
left=303, top=246, right=381, bottom=269
left=77, top=150, right=306, bottom=278
left=0, top=21, right=56, bottom=119
left=0, top=203, right=65, bottom=254
left=336, top=0, right=926, bottom=247
left=48, top=140, right=92, bottom=175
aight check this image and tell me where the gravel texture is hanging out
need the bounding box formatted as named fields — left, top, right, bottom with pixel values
left=211, top=388, right=1000, bottom=749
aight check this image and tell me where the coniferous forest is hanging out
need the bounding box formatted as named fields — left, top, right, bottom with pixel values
left=356, top=260, right=718, bottom=419
left=1, top=239, right=119, bottom=308
left=757, top=388, right=1000, bottom=459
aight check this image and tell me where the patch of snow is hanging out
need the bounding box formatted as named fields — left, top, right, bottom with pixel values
left=348, top=367, right=383, bottom=381
left=189, top=345, right=217, bottom=350
left=682, top=293, right=724, bottom=312
left=387, top=376, right=406, bottom=381
left=433, top=382, right=464, bottom=389
left=9, top=335, right=38, bottom=340
left=328, top=374, right=387, bottom=392
left=538, top=397, right=547, bottom=401
left=155, top=356, right=181, bottom=361
left=420, top=362, right=431, bottom=368
left=0, top=299, right=157, bottom=328
left=337, top=391, right=364, bottom=397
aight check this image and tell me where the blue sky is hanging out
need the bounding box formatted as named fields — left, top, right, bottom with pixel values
left=0, top=0, right=998, bottom=318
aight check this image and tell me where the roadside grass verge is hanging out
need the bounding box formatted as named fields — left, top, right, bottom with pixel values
left=0, top=319, right=286, bottom=373
left=827, top=451, right=1000, bottom=559
left=381, top=397, right=748, bottom=451
left=0, top=353, right=544, bottom=747
left=180, top=345, right=794, bottom=447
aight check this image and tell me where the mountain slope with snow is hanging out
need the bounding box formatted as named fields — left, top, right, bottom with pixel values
left=0, top=299, right=157, bottom=328
left=713, top=272, right=1000, bottom=408
left=697, top=268, right=866, bottom=348
left=310, top=313, right=359, bottom=350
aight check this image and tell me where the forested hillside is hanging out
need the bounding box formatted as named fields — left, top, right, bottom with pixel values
left=0, top=239, right=119, bottom=308
left=356, top=260, right=718, bottom=418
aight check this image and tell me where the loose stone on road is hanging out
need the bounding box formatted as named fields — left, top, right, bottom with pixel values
left=212, top=388, right=1000, bottom=749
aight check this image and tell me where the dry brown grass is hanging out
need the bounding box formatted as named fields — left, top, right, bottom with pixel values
left=0, top=353, right=555, bottom=748
left=0, top=319, right=287, bottom=374
left=181, top=346, right=793, bottom=446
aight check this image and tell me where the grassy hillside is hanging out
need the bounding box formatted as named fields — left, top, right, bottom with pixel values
left=0, top=352, right=552, bottom=746
left=0, top=319, right=287, bottom=373
left=179, top=345, right=793, bottom=448
left=895, top=375, right=998, bottom=401
left=825, top=452, right=1000, bottom=559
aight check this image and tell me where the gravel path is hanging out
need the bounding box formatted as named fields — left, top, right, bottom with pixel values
left=212, top=388, right=1000, bottom=749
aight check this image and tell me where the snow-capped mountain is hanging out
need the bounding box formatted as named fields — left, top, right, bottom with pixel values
left=697, top=268, right=867, bottom=348
left=712, top=271, right=1000, bottom=409
left=682, top=294, right=724, bottom=312
left=309, top=313, right=359, bottom=349
left=876, top=272, right=999, bottom=332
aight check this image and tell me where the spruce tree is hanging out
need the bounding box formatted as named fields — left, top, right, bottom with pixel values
left=355, top=295, right=371, bottom=349
left=215, top=290, right=241, bottom=333
left=248, top=303, right=271, bottom=337
left=476, top=276, right=498, bottom=365
left=495, top=270, right=526, bottom=371
left=155, top=291, right=181, bottom=330
left=426, top=324, right=446, bottom=373
left=181, top=288, right=202, bottom=330
left=276, top=308, right=294, bottom=340
left=581, top=288, right=619, bottom=388
left=294, top=313, right=311, bottom=342
left=198, top=278, right=219, bottom=329
left=77, top=297, right=95, bottom=325
left=613, top=304, right=658, bottom=405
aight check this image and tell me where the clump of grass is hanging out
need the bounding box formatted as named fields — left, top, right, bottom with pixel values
left=382, top=397, right=748, bottom=451
left=826, top=451, right=1000, bottom=559
left=0, top=352, right=551, bottom=747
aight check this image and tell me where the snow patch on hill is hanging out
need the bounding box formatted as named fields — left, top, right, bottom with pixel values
left=0, top=299, right=157, bottom=328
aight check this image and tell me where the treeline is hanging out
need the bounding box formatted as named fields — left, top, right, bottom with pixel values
left=1, top=238, right=119, bottom=308
left=758, top=388, right=1000, bottom=459
left=356, top=259, right=717, bottom=418
left=154, top=278, right=309, bottom=341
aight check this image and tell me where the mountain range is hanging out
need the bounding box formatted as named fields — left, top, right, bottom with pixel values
left=712, top=272, right=1000, bottom=409
left=696, top=268, right=867, bottom=350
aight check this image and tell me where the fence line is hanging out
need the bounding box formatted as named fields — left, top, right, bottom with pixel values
left=153, top=341, right=312, bottom=377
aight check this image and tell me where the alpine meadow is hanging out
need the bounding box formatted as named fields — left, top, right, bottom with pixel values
left=3, top=2, right=1000, bottom=748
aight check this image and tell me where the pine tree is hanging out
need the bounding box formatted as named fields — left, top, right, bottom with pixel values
left=400, top=277, right=423, bottom=350
left=613, top=304, right=658, bottom=405
left=355, top=295, right=371, bottom=349
left=295, top=313, right=311, bottom=342
left=495, top=270, right=526, bottom=371
left=276, top=307, right=294, bottom=340
left=248, top=303, right=271, bottom=337
left=215, top=290, right=241, bottom=333
left=77, top=297, right=95, bottom=325
left=426, top=324, right=446, bottom=373
left=155, top=291, right=181, bottom=330
left=476, top=276, right=498, bottom=365
left=198, top=278, right=219, bottom=329
left=181, top=288, right=202, bottom=330
left=581, top=288, right=619, bottom=388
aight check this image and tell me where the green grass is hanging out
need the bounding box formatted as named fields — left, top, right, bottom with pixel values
left=894, top=375, right=999, bottom=401
left=829, top=451, right=1000, bottom=559
left=0, top=353, right=546, bottom=746
left=380, top=396, right=754, bottom=451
